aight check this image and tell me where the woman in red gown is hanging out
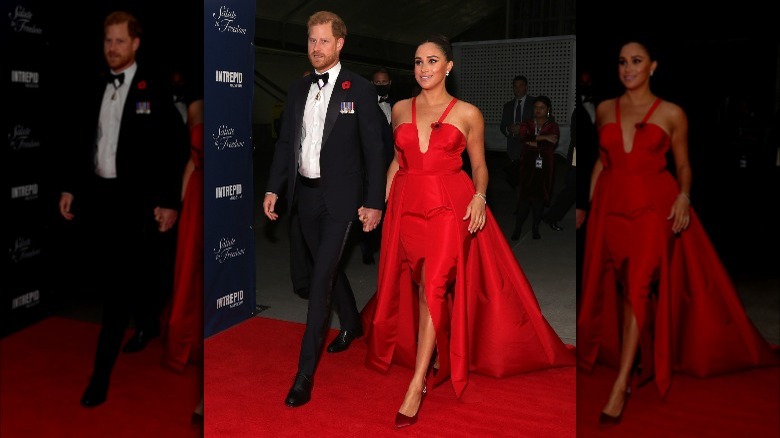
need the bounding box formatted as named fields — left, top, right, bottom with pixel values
left=162, top=97, right=204, bottom=420
left=577, top=39, right=779, bottom=427
left=361, top=35, right=575, bottom=429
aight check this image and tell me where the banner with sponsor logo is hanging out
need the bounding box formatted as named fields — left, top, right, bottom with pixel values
left=203, top=0, right=256, bottom=337
left=4, top=2, right=51, bottom=337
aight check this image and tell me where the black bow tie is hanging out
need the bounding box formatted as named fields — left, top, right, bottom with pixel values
left=311, top=72, right=328, bottom=86
left=379, top=96, right=388, bottom=103
left=108, top=72, right=125, bottom=87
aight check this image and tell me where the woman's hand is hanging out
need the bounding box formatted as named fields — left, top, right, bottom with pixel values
left=464, top=193, right=487, bottom=234
left=667, top=193, right=691, bottom=234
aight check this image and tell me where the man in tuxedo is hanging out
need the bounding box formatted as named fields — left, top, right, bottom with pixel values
left=500, top=75, right=535, bottom=187
left=58, top=10, right=187, bottom=408
left=262, top=10, right=385, bottom=408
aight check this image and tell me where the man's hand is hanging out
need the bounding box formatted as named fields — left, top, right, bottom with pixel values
left=59, top=193, right=75, bottom=220
left=357, top=206, right=382, bottom=232
left=263, top=193, right=279, bottom=221
left=154, top=207, right=178, bottom=232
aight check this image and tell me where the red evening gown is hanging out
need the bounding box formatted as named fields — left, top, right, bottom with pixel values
left=362, top=97, right=575, bottom=398
left=162, top=122, right=204, bottom=372
left=577, top=98, right=779, bottom=397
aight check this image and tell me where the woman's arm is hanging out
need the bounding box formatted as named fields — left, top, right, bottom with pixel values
left=667, top=103, right=692, bottom=233
left=463, top=104, right=488, bottom=233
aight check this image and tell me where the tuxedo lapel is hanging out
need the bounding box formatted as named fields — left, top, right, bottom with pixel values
left=294, top=79, right=309, bottom=150
left=322, top=71, right=348, bottom=147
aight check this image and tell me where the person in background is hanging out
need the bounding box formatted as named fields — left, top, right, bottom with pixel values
left=511, top=95, right=559, bottom=240
left=574, top=67, right=601, bottom=298
left=542, top=107, right=576, bottom=231
left=58, top=10, right=187, bottom=408
left=500, top=75, right=535, bottom=188
left=358, top=67, right=396, bottom=265
left=262, top=10, right=386, bottom=408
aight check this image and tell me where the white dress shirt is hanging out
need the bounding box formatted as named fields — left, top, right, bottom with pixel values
left=95, top=62, right=137, bottom=178
left=299, top=62, right=342, bottom=179
left=378, top=96, right=391, bottom=124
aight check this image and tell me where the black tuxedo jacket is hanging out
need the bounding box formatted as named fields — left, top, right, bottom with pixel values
left=267, top=68, right=386, bottom=221
left=377, top=96, right=396, bottom=169
left=500, top=95, right=535, bottom=160
left=64, top=65, right=187, bottom=221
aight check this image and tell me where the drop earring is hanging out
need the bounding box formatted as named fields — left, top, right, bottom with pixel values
left=445, top=71, right=450, bottom=77
left=650, top=70, right=654, bottom=76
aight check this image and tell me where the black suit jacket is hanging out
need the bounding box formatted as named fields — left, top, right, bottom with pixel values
left=500, top=95, right=535, bottom=161
left=267, top=68, right=386, bottom=222
left=64, top=65, right=187, bottom=222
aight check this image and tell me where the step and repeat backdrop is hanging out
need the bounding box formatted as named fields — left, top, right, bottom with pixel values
left=203, top=0, right=256, bottom=337
left=5, top=3, right=51, bottom=337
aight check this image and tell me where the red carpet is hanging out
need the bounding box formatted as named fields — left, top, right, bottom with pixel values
left=576, top=365, right=780, bottom=437
left=205, top=316, right=575, bottom=437
left=0, top=317, right=201, bottom=438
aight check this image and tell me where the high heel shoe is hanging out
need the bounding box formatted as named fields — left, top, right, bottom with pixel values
left=395, top=380, right=427, bottom=428
left=598, top=386, right=631, bottom=428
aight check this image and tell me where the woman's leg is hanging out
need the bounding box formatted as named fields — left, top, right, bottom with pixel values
left=602, top=296, right=639, bottom=417
left=398, top=266, right=436, bottom=417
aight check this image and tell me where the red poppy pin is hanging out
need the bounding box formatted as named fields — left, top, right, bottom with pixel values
left=341, top=81, right=351, bottom=90
left=137, top=80, right=147, bottom=90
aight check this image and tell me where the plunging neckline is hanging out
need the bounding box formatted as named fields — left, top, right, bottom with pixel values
left=412, top=96, right=458, bottom=154
left=617, top=97, right=662, bottom=154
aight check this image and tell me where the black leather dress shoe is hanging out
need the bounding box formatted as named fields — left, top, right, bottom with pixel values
left=285, top=373, right=313, bottom=407
left=326, top=327, right=363, bottom=353
left=80, top=379, right=108, bottom=408
left=294, top=287, right=309, bottom=300
left=122, top=328, right=160, bottom=353
left=542, top=217, right=563, bottom=231
left=547, top=220, right=563, bottom=231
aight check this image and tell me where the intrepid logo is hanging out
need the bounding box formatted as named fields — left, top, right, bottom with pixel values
left=9, top=124, right=41, bottom=150
left=216, top=289, right=244, bottom=309
left=11, top=183, right=38, bottom=200
left=215, top=70, right=243, bottom=88
left=213, top=236, right=246, bottom=263
left=8, top=6, right=43, bottom=34
left=12, top=290, right=40, bottom=309
left=10, top=236, right=41, bottom=263
left=215, top=183, right=242, bottom=200
left=212, top=6, right=247, bottom=34
left=11, top=70, right=40, bottom=88
left=212, top=124, right=245, bottom=150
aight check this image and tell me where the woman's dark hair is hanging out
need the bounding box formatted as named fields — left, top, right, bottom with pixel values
left=420, top=34, right=453, bottom=62
left=534, top=95, right=554, bottom=121
left=617, top=35, right=658, bottom=62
